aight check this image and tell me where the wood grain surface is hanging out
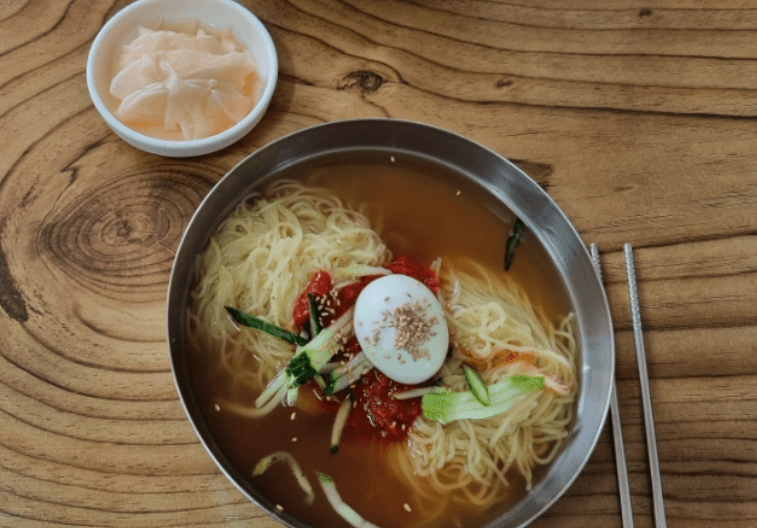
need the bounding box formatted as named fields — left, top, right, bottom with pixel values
left=1, top=1, right=756, bottom=527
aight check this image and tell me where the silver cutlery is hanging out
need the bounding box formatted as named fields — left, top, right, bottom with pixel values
left=590, top=243, right=634, bottom=528
left=624, top=243, right=667, bottom=528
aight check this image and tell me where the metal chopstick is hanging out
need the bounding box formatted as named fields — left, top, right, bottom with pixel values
left=624, top=243, right=667, bottom=528
left=590, top=244, right=634, bottom=528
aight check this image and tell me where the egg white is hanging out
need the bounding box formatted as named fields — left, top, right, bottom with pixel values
left=353, top=274, right=448, bottom=385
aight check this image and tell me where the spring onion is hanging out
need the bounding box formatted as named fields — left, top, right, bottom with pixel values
left=504, top=218, right=525, bottom=271
left=463, top=364, right=491, bottom=407
left=330, top=393, right=354, bottom=454
left=422, top=375, right=544, bottom=424
left=253, top=451, right=314, bottom=506
left=225, top=307, right=307, bottom=346
left=317, top=473, right=382, bottom=528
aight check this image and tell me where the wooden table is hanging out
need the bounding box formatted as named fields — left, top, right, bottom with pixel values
left=2, top=1, right=755, bottom=527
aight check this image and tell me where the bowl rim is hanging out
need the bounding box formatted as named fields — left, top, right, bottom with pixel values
left=166, top=118, right=615, bottom=528
left=85, top=0, right=278, bottom=156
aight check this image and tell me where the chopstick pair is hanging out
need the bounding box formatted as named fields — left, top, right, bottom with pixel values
left=590, top=243, right=667, bottom=528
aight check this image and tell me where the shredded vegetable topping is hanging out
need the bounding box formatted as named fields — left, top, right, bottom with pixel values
left=422, top=376, right=544, bottom=424
left=253, top=451, right=315, bottom=506
left=317, top=473, right=382, bottom=528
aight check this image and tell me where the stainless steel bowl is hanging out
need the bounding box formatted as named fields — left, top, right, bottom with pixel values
left=166, top=119, right=614, bottom=528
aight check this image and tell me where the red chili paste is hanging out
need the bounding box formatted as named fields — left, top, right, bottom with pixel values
left=293, top=272, right=382, bottom=329
left=292, top=270, right=332, bottom=328
left=349, top=370, right=421, bottom=442
left=386, top=255, right=441, bottom=293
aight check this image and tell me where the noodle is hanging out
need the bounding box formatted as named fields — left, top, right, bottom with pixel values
left=190, top=180, right=391, bottom=393
left=189, top=180, right=578, bottom=527
left=399, top=261, right=577, bottom=515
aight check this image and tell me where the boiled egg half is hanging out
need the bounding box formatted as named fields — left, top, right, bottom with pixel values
left=354, top=274, right=448, bottom=385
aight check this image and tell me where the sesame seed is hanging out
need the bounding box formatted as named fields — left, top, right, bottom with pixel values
left=290, top=412, right=296, bottom=421
left=292, top=437, right=298, bottom=442
left=214, top=404, right=220, bottom=412
left=404, top=503, right=412, bottom=512
left=456, top=190, right=461, bottom=196
left=276, top=504, right=284, bottom=511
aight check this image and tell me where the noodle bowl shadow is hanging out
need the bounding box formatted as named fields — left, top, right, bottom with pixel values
left=166, top=119, right=614, bottom=528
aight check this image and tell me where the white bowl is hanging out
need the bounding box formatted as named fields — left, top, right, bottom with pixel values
left=86, top=0, right=278, bottom=157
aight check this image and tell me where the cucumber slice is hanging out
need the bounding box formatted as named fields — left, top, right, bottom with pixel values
left=463, top=364, right=491, bottom=407
left=307, top=292, right=322, bottom=336
left=226, top=307, right=307, bottom=346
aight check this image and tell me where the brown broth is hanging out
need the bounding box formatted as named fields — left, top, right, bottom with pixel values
left=189, top=155, right=573, bottom=528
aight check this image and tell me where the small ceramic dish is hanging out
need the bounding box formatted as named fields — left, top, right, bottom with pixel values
left=86, top=0, right=278, bottom=157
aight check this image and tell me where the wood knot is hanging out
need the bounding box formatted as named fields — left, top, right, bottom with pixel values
left=638, top=8, right=652, bottom=17
left=495, top=78, right=513, bottom=89
left=37, top=163, right=215, bottom=298
left=0, top=240, right=28, bottom=323
left=339, top=71, right=385, bottom=94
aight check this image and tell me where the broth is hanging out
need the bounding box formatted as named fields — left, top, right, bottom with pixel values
left=189, top=154, right=574, bottom=528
